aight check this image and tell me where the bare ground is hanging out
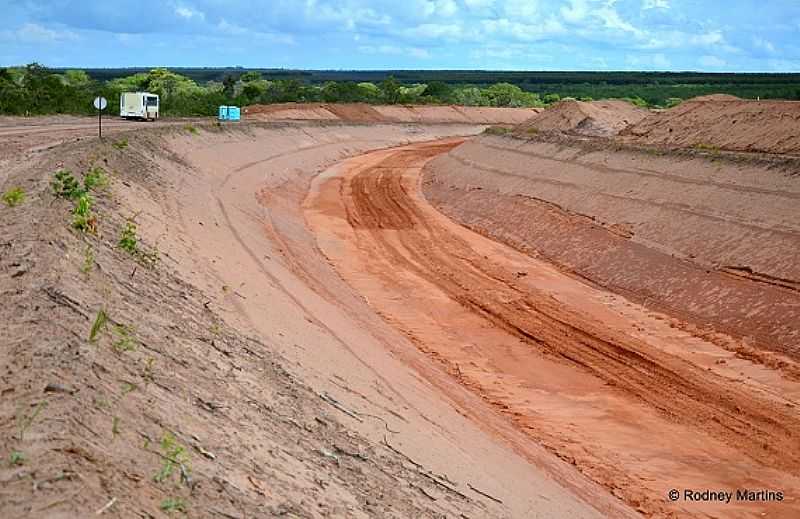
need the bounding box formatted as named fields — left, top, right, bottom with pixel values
left=1, top=120, right=611, bottom=518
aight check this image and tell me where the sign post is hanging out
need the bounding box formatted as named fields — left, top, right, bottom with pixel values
left=93, top=96, right=108, bottom=139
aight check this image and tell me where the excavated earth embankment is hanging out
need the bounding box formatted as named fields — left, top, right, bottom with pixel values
left=246, top=102, right=539, bottom=125
left=1, top=119, right=621, bottom=518
left=423, top=134, right=800, bottom=362
left=621, top=96, right=800, bottom=154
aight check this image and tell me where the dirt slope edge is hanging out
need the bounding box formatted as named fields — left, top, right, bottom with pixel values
left=423, top=134, right=800, bottom=363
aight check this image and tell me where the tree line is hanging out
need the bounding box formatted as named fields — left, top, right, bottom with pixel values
left=2, top=63, right=799, bottom=117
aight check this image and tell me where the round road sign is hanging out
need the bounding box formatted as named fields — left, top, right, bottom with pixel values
left=93, top=96, right=108, bottom=110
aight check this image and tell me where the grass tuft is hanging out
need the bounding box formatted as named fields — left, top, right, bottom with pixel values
left=2, top=187, right=26, bottom=207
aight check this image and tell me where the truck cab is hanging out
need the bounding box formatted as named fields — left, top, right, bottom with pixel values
left=120, top=92, right=159, bottom=120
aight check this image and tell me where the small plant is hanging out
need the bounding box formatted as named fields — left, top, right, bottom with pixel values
left=83, top=166, right=108, bottom=191
left=81, top=245, right=95, bottom=275
left=118, top=221, right=138, bottom=254
left=112, top=324, right=137, bottom=353
left=9, top=451, right=25, bottom=466
left=2, top=187, right=25, bottom=207
left=526, top=127, right=539, bottom=135
left=51, top=169, right=84, bottom=199
left=118, top=220, right=159, bottom=267
left=484, top=126, right=512, bottom=136
left=72, top=194, right=97, bottom=234
left=112, top=417, right=121, bottom=437
left=17, top=401, right=47, bottom=441
left=184, top=125, right=198, bottom=135
left=693, top=142, right=721, bottom=154
left=160, top=498, right=187, bottom=514
left=154, top=432, right=190, bottom=484
left=121, top=382, right=138, bottom=395
left=112, top=138, right=128, bottom=150
left=89, top=309, right=109, bottom=342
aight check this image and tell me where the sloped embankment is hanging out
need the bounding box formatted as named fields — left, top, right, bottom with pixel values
left=0, top=123, right=580, bottom=517
left=515, top=99, right=648, bottom=137
left=621, top=96, right=800, bottom=154
left=423, top=134, right=800, bottom=362
left=246, top=102, right=538, bottom=124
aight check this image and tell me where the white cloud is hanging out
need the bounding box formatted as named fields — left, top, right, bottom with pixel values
left=5, top=23, right=78, bottom=43
left=174, top=4, right=205, bottom=21
left=699, top=55, right=726, bottom=68
left=358, top=45, right=430, bottom=59
left=642, top=0, right=669, bottom=9
left=752, top=36, right=776, bottom=53
left=626, top=52, right=670, bottom=69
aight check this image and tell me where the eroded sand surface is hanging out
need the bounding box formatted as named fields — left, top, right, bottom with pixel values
left=306, top=140, right=800, bottom=518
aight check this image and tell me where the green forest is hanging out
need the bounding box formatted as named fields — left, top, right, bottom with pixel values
left=2, top=64, right=800, bottom=117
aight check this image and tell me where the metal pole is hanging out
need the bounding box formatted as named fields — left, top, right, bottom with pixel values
left=98, top=107, right=102, bottom=139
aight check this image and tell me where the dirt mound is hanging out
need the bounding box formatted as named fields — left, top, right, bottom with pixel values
left=516, top=100, right=648, bottom=137
left=245, top=103, right=538, bottom=125
left=623, top=97, right=800, bottom=154
left=687, top=94, right=742, bottom=102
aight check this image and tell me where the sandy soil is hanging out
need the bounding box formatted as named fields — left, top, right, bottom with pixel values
left=246, top=103, right=538, bottom=124
left=516, top=100, right=648, bottom=137
left=425, top=134, right=800, bottom=360
left=621, top=96, right=800, bottom=154
left=2, top=118, right=615, bottom=518
left=306, top=140, right=800, bottom=518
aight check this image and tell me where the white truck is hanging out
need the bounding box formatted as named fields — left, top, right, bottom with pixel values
left=120, top=92, right=159, bottom=120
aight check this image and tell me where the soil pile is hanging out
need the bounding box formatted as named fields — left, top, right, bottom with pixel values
left=516, top=99, right=648, bottom=137
left=622, top=95, right=800, bottom=154
left=246, top=103, right=538, bottom=124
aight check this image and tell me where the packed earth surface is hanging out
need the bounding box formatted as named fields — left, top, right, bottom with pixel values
left=1, top=99, right=799, bottom=519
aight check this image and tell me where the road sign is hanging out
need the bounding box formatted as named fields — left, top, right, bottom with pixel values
left=93, top=97, right=108, bottom=139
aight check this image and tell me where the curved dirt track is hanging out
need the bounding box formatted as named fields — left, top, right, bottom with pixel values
left=306, top=140, right=800, bottom=518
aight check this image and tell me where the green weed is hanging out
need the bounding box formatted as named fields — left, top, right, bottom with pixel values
left=71, top=194, right=97, bottom=234
left=2, top=187, right=25, bottom=207
left=484, top=126, right=513, bottom=136
left=89, top=309, right=109, bottom=342
left=112, top=417, right=121, bottom=437
left=17, top=401, right=47, bottom=440
left=160, top=498, right=187, bottom=514
left=118, top=221, right=159, bottom=267
left=81, top=245, right=95, bottom=275
left=111, top=324, right=137, bottom=353
left=51, top=169, right=83, bottom=199
left=83, top=166, right=108, bottom=191
left=118, top=221, right=138, bottom=254
left=154, top=432, right=190, bottom=484
left=9, top=451, right=25, bottom=466
left=112, top=138, right=128, bottom=150
left=121, top=382, right=138, bottom=395
left=184, top=125, right=198, bottom=135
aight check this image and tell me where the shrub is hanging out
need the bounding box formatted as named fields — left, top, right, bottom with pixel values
left=71, top=193, right=97, bottom=233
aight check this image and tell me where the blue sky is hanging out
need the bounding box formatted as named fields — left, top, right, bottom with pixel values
left=2, top=1, right=799, bottom=71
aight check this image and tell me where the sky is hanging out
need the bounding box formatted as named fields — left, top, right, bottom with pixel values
left=2, top=0, right=799, bottom=71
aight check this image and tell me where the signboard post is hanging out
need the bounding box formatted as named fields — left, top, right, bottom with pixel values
left=93, top=96, right=108, bottom=139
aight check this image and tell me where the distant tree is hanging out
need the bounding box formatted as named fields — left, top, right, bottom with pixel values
left=543, top=93, right=561, bottom=104
left=379, top=76, right=402, bottom=104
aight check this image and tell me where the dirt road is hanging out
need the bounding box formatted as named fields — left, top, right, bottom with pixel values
left=305, top=140, right=800, bottom=518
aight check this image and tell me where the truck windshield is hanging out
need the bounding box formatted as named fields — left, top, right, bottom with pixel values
left=146, top=96, right=158, bottom=107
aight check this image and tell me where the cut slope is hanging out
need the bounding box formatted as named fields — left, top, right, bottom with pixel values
left=423, top=135, right=800, bottom=360
left=245, top=102, right=538, bottom=124
left=622, top=96, right=800, bottom=154
left=516, top=99, right=648, bottom=137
